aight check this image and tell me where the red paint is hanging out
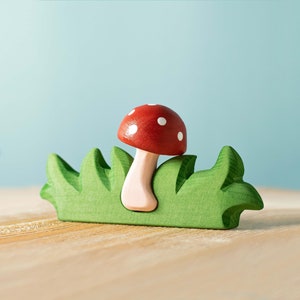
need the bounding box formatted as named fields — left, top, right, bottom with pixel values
left=118, top=104, right=187, bottom=155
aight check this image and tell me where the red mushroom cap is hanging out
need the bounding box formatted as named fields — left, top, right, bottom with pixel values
left=117, top=104, right=187, bottom=155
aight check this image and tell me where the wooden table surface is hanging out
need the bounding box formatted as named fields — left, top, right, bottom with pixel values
left=1, top=187, right=300, bottom=300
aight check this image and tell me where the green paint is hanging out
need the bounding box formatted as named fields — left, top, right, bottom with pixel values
left=40, top=146, right=263, bottom=229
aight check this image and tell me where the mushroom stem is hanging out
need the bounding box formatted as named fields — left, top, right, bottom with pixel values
left=121, top=148, right=159, bottom=212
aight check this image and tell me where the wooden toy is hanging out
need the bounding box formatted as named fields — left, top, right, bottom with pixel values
left=117, top=104, right=187, bottom=212
left=40, top=104, right=263, bottom=229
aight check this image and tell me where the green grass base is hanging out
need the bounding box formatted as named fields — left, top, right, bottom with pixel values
left=40, top=146, right=263, bottom=229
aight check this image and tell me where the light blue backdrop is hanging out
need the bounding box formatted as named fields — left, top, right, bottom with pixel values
left=1, top=1, right=299, bottom=189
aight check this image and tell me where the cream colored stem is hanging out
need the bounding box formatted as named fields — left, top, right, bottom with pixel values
left=121, top=149, right=159, bottom=212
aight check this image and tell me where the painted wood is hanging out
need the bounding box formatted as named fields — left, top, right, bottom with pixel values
left=40, top=104, right=263, bottom=228
left=40, top=145, right=263, bottom=229
left=117, top=104, right=187, bottom=155
left=121, top=149, right=158, bottom=212
left=117, top=104, right=187, bottom=212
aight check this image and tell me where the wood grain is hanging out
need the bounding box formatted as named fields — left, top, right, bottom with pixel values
left=0, top=187, right=300, bottom=299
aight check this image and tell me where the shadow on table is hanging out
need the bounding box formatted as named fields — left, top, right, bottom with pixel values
left=238, top=210, right=300, bottom=230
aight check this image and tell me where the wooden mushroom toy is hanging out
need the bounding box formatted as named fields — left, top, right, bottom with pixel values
left=117, top=104, right=187, bottom=212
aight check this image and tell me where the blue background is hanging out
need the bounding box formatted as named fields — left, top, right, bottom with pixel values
left=1, top=1, right=299, bottom=189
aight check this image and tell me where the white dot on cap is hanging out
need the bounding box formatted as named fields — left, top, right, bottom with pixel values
left=147, top=104, right=157, bottom=106
left=177, top=131, right=183, bottom=141
left=127, top=124, right=138, bottom=135
left=157, top=117, right=167, bottom=126
left=128, top=109, right=135, bottom=116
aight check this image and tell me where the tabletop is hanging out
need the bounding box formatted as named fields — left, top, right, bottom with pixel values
left=1, top=187, right=300, bottom=300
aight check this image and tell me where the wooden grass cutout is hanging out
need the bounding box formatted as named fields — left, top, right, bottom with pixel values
left=40, top=146, right=263, bottom=229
